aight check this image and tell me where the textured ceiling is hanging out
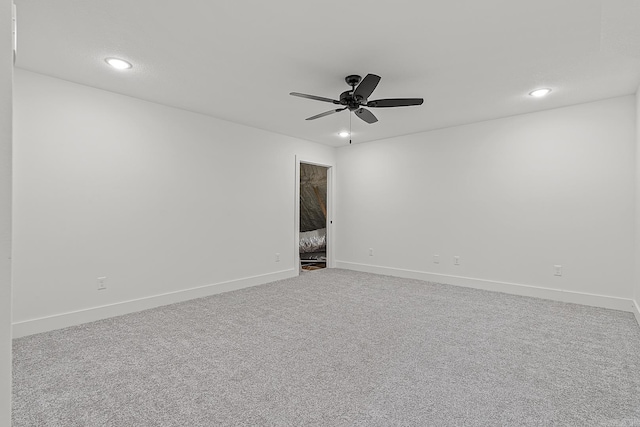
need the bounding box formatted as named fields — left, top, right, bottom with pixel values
left=13, top=0, right=640, bottom=146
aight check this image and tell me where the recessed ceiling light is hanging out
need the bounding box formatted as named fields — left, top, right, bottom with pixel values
left=339, top=131, right=350, bottom=138
left=529, top=88, right=552, bottom=98
left=105, top=58, right=132, bottom=70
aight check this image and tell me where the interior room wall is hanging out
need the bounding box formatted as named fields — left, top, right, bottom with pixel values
left=336, top=96, right=637, bottom=310
left=0, top=0, right=12, bottom=422
left=635, top=88, right=640, bottom=322
left=12, top=69, right=336, bottom=336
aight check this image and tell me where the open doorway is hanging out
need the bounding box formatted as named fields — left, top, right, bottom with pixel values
left=299, top=163, right=328, bottom=271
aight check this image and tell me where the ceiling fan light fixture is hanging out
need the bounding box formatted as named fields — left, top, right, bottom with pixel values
left=105, top=57, right=133, bottom=70
left=339, top=131, right=350, bottom=138
left=529, top=88, right=551, bottom=98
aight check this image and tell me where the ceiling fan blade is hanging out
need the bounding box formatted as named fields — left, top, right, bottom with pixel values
left=367, top=98, right=424, bottom=108
left=306, top=107, right=347, bottom=121
left=290, top=92, right=340, bottom=104
left=353, top=74, right=381, bottom=101
left=354, top=108, right=378, bottom=124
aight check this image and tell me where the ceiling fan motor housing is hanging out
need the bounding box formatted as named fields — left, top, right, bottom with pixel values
left=339, top=90, right=363, bottom=111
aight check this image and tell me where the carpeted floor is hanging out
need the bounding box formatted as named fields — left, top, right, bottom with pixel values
left=12, top=269, right=640, bottom=426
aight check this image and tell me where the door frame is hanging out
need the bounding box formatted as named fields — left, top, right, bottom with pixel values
left=294, top=156, right=334, bottom=272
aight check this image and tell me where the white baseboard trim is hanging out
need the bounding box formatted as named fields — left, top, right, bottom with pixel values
left=633, top=299, right=640, bottom=327
left=336, top=261, right=637, bottom=314
left=13, top=269, right=297, bottom=338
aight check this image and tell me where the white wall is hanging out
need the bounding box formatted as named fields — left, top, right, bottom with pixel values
left=635, top=89, right=640, bottom=321
left=12, top=67, right=640, bottom=340
left=12, top=70, right=335, bottom=335
left=337, top=96, right=636, bottom=308
left=0, top=0, right=12, bottom=423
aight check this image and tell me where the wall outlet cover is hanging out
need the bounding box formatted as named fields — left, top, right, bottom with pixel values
left=554, top=265, right=563, bottom=276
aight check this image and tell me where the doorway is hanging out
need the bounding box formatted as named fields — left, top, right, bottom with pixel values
left=299, top=162, right=329, bottom=271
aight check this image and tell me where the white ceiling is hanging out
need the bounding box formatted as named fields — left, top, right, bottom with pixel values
left=13, top=0, right=640, bottom=146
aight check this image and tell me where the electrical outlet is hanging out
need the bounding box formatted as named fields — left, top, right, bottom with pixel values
left=97, top=277, right=107, bottom=291
left=275, top=253, right=280, bottom=262
left=554, top=265, right=562, bottom=276
left=369, top=248, right=374, bottom=256
left=433, top=254, right=440, bottom=264
left=453, top=256, right=460, bottom=265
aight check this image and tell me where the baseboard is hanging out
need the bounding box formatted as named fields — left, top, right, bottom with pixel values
left=13, top=269, right=297, bottom=338
left=336, top=261, right=637, bottom=313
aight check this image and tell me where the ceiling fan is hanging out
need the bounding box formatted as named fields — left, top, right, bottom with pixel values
left=290, top=74, right=423, bottom=124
